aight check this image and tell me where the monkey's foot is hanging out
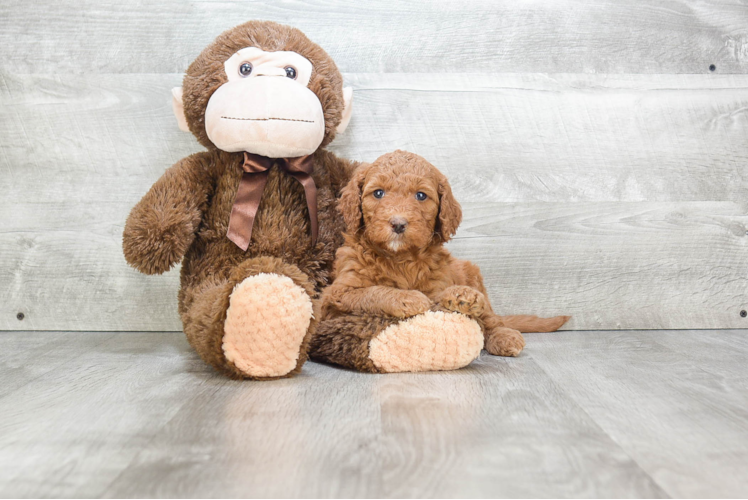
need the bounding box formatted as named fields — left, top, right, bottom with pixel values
left=223, top=273, right=313, bottom=378
left=368, top=311, right=483, bottom=373
left=485, top=326, right=525, bottom=357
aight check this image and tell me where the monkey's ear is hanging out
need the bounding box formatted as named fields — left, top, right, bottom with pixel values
left=171, top=87, right=190, bottom=132
left=336, top=86, right=353, bottom=134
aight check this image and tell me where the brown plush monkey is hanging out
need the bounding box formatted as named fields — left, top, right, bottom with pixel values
left=123, top=21, right=359, bottom=379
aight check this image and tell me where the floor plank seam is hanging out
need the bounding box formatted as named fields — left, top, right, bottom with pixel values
left=0, top=332, right=116, bottom=403
left=527, top=353, right=673, bottom=499
left=97, top=375, right=229, bottom=498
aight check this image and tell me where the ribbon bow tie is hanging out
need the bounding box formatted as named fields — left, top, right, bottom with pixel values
left=227, top=152, right=318, bottom=251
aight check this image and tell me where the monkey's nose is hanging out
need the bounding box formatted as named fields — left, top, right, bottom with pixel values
left=253, top=67, right=287, bottom=77
left=390, top=217, right=408, bottom=234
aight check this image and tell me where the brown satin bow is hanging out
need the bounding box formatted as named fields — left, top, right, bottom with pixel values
left=227, top=152, right=318, bottom=251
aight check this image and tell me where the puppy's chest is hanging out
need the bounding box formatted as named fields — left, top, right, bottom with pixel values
left=368, top=264, right=449, bottom=296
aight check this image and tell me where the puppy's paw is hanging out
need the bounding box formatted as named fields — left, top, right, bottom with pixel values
left=390, top=291, right=432, bottom=318
left=439, top=285, right=486, bottom=318
left=485, top=327, right=525, bottom=357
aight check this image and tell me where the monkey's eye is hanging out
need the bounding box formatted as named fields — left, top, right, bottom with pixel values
left=284, top=66, right=297, bottom=79
left=415, top=192, right=428, bottom=201
left=239, top=62, right=253, bottom=77
left=373, top=189, right=385, bottom=199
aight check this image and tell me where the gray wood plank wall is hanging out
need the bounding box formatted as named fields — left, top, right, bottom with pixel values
left=1, top=1, right=747, bottom=331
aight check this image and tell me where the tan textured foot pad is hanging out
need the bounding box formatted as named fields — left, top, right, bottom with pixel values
left=368, top=311, right=483, bottom=373
left=223, top=273, right=313, bottom=378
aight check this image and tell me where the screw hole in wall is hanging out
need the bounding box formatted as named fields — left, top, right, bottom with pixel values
left=16, top=312, right=25, bottom=321
left=709, top=64, right=716, bottom=72
left=741, top=310, right=747, bottom=318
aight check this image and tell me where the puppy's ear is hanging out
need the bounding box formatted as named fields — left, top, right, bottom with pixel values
left=435, top=173, right=462, bottom=242
left=338, top=164, right=370, bottom=235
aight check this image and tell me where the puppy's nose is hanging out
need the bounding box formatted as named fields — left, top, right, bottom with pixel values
left=390, top=216, right=408, bottom=234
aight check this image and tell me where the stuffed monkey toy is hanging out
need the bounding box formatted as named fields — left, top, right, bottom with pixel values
left=123, top=21, right=361, bottom=379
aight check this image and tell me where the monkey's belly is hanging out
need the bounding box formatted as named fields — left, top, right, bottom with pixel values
left=250, top=172, right=314, bottom=255
left=180, top=168, right=330, bottom=297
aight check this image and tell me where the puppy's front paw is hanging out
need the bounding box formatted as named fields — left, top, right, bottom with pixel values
left=485, top=327, right=525, bottom=357
left=391, top=291, right=432, bottom=318
left=439, top=285, right=485, bottom=317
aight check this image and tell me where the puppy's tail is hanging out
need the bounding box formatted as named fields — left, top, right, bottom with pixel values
left=500, top=315, right=570, bottom=333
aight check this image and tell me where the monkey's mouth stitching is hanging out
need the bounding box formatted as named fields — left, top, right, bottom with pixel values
left=221, top=116, right=315, bottom=123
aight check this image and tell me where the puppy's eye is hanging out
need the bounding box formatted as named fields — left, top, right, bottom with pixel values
left=239, top=62, right=253, bottom=77
left=415, top=192, right=428, bottom=201
left=284, top=66, right=297, bottom=79
left=373, top=189, right=385, bottom=199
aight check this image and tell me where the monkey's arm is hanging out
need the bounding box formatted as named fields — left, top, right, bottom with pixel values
left=123, top=152, right=214, bottom=275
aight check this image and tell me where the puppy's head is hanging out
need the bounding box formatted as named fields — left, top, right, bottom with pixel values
left=339, top=150, right=462, bottom=253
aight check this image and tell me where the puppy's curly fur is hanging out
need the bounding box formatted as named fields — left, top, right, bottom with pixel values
left=310, top=150, right=569, bottom=370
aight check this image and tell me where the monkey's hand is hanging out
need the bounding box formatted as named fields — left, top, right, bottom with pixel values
left=123, top=154, right=212, bottom=275
left=435, top=285, right=486, bottom=319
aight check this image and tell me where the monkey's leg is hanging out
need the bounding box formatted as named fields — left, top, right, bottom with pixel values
left=310, top=311, right=483, bottom=373
left=182, top=256, right=317, bottom=379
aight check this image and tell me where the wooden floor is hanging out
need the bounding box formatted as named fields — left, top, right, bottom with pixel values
left=1, top=330, right=747, bottom=498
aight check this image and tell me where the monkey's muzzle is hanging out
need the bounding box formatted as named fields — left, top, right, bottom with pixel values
left=205, top=76, right=325, bottom=158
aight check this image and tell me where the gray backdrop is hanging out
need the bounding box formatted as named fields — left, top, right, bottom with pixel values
left=2, top=0, right=747, bottom=332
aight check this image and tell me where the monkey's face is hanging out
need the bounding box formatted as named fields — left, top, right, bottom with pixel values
left=202, top=47, right=325, bottom=158
left=173, top=21, right=353, bottom=157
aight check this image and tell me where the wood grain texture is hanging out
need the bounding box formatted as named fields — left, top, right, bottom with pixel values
left=3, top=330, right=748, bottom=497
left=0, top=331, right=115, bottom=398
left=0, top=332, right=210, bottom=498
left=371, top=361, right=664, bottom=498
left=336, top=73, right=748, bottom=203
left=5, top=73, right=748, bottom=205
left=530, top=329, right=748, bottom=498
left=0, top=331, right=682, bottom=498
left=1, top=0, right=748, bottom=74
left=455, top=201, right=748, bottom=330
left=2, top=73, right=747, bottom=331
left=103, top=358, right=666, bottom=498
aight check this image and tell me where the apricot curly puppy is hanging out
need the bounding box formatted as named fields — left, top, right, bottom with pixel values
left=310, top=150, right=569, bottom=372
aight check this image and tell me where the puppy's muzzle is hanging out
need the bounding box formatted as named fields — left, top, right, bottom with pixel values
left=390, top=216, right=408, bottom=235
